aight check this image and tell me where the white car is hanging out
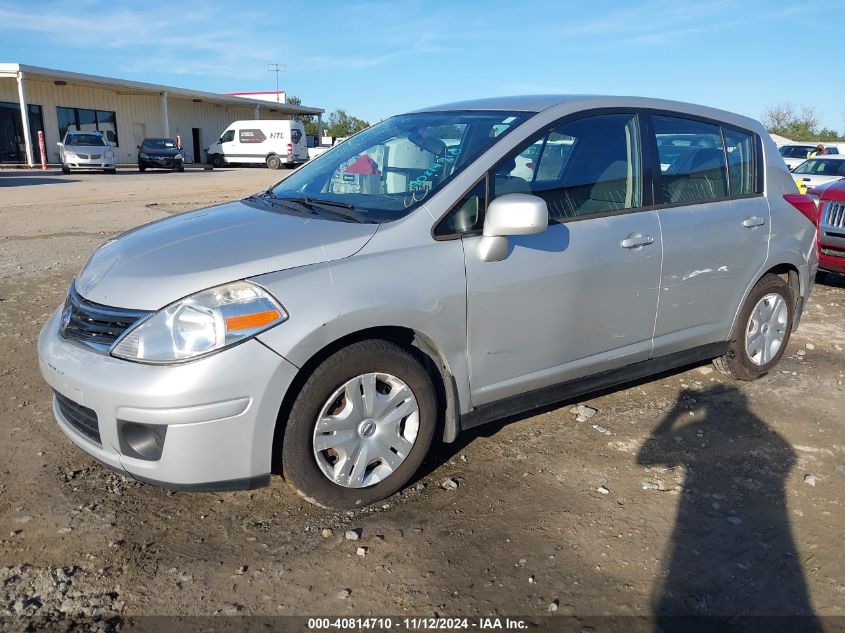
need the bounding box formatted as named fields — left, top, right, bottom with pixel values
left=779, top=144, right=839, bottom=171
left=57, top=131, right=116, bottom=174
left=792, top=155, right=845, bottom=190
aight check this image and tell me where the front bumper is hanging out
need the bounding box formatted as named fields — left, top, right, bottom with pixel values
left=37, top=308, right=299, bottom=490
left=140, top=157, right=183, bottom=169
left=819, top=243, right=845, bottom=273
left=63, top=157, right=115, bottom=170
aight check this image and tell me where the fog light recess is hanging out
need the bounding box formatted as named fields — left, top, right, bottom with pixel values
left=118, top=421, right=167, bottom=461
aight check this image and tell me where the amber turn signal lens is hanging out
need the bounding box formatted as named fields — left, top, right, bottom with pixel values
left=224, top=309, right=281, bottom=332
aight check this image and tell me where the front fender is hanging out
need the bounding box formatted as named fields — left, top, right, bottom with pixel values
left=253, top=239, right=472, bottom=416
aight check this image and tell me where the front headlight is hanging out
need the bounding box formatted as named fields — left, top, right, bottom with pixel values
left=65, top=151, right=76, bottom=159
left=139, top=152, right=149, bottom=159
left=111, top=281, right=287, bottom=363
left=105, top=150, right=114, bottom=158
left=174, top=153, right=183, bottom=160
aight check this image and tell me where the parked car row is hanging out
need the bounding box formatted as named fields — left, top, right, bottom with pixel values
left=58, top=119, right=310, bottom=174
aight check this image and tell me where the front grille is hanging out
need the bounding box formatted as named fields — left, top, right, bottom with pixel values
left=76, top=153, right=89, bottom=159
left=60, top=282, right=151, bottom=352
left=823, top=201, right=845, bottom=229
left=90, top=154, right=102, bottom=160
left=55, top=392, right=101, bottom=444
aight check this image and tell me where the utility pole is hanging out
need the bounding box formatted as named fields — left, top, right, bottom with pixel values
left=267, top=63, right=286, bottom=102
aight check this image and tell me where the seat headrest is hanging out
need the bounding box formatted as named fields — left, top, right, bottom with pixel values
left=689, top=148, right=725, bottom=172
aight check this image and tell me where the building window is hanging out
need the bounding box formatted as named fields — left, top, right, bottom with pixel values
left=57, top=106, right=119, bottom=145
left=0, top=101, right=43, bottom=163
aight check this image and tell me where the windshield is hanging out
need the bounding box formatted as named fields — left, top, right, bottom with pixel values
left=266, top=110, right=532, bottom=222
left=779, top=146, right=814, bottom=158
left=793, top=159, right=845, bottom=176
left=143, top=139, right=177, bottom=149
left=66, top=134, right=107, bottom=147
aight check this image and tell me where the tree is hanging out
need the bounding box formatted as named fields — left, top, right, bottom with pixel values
left=325, top=109, right=370, bottom=138
left=763, top=103, right=843, bottom=141
left=285, top=95, right=322, bottom=137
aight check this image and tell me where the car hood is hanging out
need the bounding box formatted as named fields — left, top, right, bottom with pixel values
left=141, top=148, right=180, bottom=157
left=65, top=145, right=109, bottom=153
left=798, top=175, right=843, bottom=189
left=75, top=200, right=379, bottom=310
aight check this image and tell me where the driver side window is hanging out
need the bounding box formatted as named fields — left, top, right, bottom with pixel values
left=492, top=113, right=642, bottom=220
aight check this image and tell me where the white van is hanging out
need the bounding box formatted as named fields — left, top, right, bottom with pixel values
left=206, top=120, right=308, bottom=169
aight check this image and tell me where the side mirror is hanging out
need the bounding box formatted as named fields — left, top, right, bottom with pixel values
left=478, top=193, right=549, bottom=262
left=56, top=142, right=63, bottom=148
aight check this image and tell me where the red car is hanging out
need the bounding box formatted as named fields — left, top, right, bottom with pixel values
left=804, top=180, right=845, bottom=278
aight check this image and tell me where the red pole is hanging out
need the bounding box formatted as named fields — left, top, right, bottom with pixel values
left=37, top=130, right=47, bottom=170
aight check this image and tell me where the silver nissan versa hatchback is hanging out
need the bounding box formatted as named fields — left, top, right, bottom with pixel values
left=38, top=96, right=819, bottom=508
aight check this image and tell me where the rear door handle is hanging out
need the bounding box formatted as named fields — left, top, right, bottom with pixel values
left=621, top=234, right=655, bottom=249
left=742, top=216, right=766, bottom=228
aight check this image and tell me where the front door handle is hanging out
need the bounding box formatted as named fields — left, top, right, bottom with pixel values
left=742, top=216, right=766, bottom=228
left=621, top=234, right=655, bottom=249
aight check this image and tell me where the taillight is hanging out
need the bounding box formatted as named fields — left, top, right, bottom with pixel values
left=784, top=193, right=820, bottom=225
left=287, top=143, right=293, bottom=156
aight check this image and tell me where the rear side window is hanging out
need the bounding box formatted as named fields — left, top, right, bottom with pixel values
left=492, top=113, right=642, bottom=220
left=723, top=129, right=754, bottom=196
left=653, top=115, right=728, bottom=204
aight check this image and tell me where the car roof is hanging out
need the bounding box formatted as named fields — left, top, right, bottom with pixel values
left=410, top=94, right=763, bottom=131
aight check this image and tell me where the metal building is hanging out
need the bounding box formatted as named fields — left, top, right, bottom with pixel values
left=0, top=63, right=324, bottom=166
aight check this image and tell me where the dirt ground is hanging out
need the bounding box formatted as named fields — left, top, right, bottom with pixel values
left=0, top=167, right=843, bottom=629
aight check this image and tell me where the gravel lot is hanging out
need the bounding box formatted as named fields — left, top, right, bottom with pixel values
left=1, top=168, right=843, bottom=629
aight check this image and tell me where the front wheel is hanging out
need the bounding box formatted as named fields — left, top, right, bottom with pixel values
left=266, top=154, right=282, bottom=170
left=282, top=340, right=437, bottom=509
left=210, top=154, right=224, bottom=168
left=61, top=166, right=70, bottom=175
left=713, top=273, right=794, bottom=380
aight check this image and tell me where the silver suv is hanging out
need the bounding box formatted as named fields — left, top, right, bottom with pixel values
left=38, top=96, right=818, bottom=508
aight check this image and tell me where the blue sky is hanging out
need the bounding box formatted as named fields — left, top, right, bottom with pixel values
left=1, top=0, right=842, bottom=131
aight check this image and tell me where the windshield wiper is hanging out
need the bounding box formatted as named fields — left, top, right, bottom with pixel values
left=276, top=197, right=373, bottom=224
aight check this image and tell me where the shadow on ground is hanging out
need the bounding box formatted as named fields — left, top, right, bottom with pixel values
left=636, top=384, right=821, bottom=629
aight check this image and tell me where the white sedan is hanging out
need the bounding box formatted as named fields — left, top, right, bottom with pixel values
left=792, top=155, right=845, bottom=190
left=57, top=131, right=116, bottom=174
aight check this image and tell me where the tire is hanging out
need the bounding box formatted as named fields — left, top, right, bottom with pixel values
left=713, top=273, right=794, bottom=380
left=210, top=154, right=224, bottom=168
left=176, top=164, right=185, bottom=173
left=61, top=166, right=70, bottom=175
left=282, top=340, right=437, bottom=509
left=266, top=154, right=282, bottom=170
left=105, top=168, right=117, bottom=174
left=139, top=165, right=146, bottom=172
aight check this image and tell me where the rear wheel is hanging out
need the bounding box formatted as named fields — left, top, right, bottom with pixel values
left=282, top=340, right=436, bottom=509
left=713, top=274, right=794, bottom=380
left=266, top=154, right=282, bottom=170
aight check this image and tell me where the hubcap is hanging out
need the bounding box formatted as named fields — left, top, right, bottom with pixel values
left=745, top=292, right=788, bottom=366
left=312, top=372, right=419, bottom=488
